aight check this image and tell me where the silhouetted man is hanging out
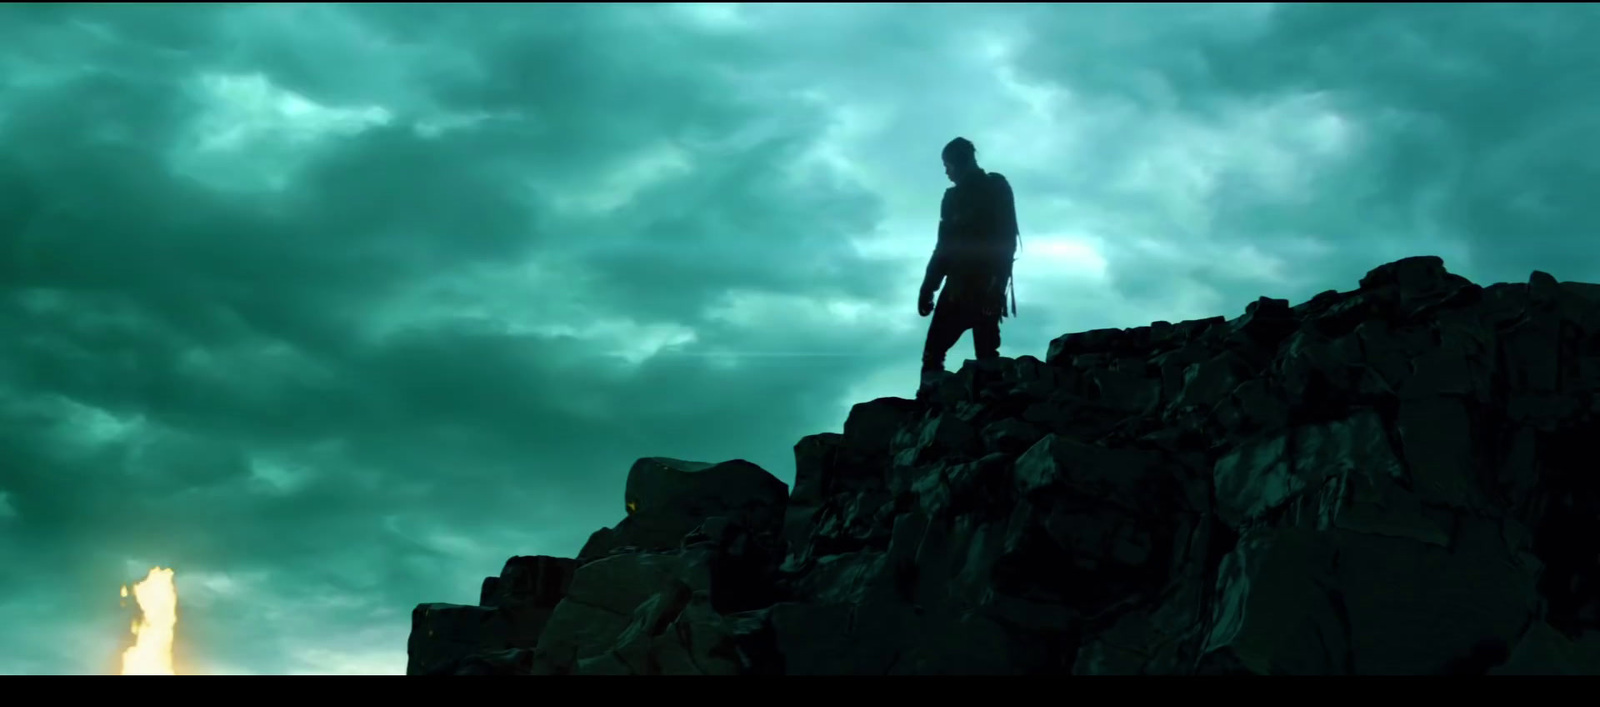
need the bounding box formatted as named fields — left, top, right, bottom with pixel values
left=918, top=137, right=1019, bottom=397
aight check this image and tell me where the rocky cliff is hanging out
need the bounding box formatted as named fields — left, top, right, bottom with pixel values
left=406, top=256, right=1600, bottom=675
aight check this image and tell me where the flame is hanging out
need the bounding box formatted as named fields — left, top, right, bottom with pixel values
left=120, top=567, right=177, bottom=675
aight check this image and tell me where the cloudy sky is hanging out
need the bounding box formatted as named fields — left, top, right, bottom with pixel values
left=3, top=2, right=1599, bottom=675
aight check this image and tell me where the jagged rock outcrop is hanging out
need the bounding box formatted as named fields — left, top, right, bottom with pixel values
left=407, top=256, right=1600, bottom=675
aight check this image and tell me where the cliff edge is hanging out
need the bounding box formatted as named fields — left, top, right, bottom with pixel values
left=406, top=256, right=1600, bottom=675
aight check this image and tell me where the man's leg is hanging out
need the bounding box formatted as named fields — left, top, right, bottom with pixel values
left=972, top=314, right=1001, bottom=360
left=966, top=314, right=1003, bottom=395
left=922, top=302, right=970, bottom=391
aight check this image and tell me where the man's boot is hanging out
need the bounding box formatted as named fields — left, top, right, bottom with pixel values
left=917, top=366, right=946, bottom=403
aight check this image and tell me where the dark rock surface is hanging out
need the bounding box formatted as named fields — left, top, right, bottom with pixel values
left=407, top=256, right=1600, bottom=675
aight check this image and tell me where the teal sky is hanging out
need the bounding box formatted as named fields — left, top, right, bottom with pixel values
left=4, top=3, right=1600, bottom=675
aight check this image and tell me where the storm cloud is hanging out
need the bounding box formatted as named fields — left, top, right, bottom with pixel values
left=2, top=3, right=1597, bottom=674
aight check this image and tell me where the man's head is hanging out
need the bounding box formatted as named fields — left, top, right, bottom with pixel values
left=942, top=137, right=979, bottom=183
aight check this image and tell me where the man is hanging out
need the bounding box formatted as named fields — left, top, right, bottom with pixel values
left=918, top=137, right=1019, bottom=397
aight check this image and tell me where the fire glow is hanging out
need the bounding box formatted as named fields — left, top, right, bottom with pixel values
left=120, top=567, right=178, bottom=675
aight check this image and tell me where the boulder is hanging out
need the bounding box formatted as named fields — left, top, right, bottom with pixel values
left=578, top=458, right=789, bottom=561
left=406, top=604, right=517, bottom=675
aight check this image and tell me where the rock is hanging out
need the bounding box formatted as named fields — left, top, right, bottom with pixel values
left=1213, top=410, right=1413, bottom=529
left=912, top=415, right=979, bottom=464
left=790, top=433, right=842, bottom=506
left=842, top=398, right=921, bottom=457
left=1395, top=397, right=1492, bottom=509
left=1046, top=328, right=1129, bottom=365
left=534, top=553, right=703, bottom=670
left=1359, top=255, right=1449, bottom=292
left=1201, top=528, right=1345, bottom=675
left=474, top=555, right=578, bottom=651
left=1172, top=351, right=1253, bottom=413
left=1231, top=296, right=1297, bottom=347
left=1331, top=518, right=1539, bottom=675
left=483, top=555, right=577, bottom=609
left=767, top=602, right=879, bottom=674
left=1357, top=255, right=1478, bottom=315
left=1491, top=622, right=1600, bottom=675
left=450, top=648, right=535, bottom=675
left=1013, top=435, right=1171, bottom=514
left=980, top=418, right=1044, bottom=457
left=408, top=256, right=1600, bottom=675
left=1086, top=367, right=1161, bottom=415
left=578, top=457, right=789, bottom=561
left=1174, top=316, right=1226, bottom=342
left=407, top=604, right=518, bottom=675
